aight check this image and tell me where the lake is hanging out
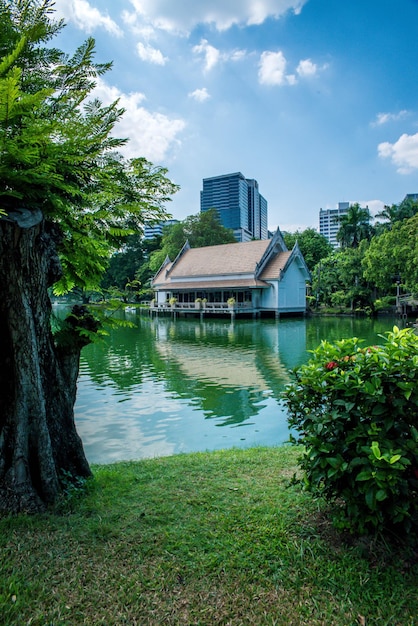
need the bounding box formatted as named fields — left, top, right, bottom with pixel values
left=74, top=312, right=398, bottom=464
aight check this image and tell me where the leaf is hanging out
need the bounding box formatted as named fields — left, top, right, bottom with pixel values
left=356, top=471, right=372, bottom=481
left=365, top=488, right=376, bottom=510
left=389, top=454, right=401, bottom=464
left=371, top=441, right=381, bottom=460
left=328, top=457, right=342, bottom=469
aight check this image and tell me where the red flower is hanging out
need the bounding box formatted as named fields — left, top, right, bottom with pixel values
left=325, top=361, right=338, bottom=370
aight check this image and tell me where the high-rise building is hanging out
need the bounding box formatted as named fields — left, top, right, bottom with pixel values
left=200, top=172, right=268, bottom=242
left=319, top=202, right=349, bottom=248
left=404, top=193, right=418, bottom=202
left=143, top=219, right=179, bottom=240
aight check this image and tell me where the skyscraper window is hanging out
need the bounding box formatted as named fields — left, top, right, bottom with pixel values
left=200, top=172, right=268, bottom=241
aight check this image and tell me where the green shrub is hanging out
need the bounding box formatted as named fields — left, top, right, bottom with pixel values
left=374, top=296, right=396, bottom=311
left=282, top=326, right=418, bottom=537
left=330, top=290, right=347, bottom=308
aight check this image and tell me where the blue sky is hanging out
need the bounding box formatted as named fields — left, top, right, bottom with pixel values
left=52, top=0, right=418, bottom=232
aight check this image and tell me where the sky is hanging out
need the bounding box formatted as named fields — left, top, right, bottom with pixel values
left=51, top=0, right=418, bottom=232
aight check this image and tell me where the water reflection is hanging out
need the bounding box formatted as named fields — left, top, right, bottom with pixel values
left=74, top=313, right=396, bottom=464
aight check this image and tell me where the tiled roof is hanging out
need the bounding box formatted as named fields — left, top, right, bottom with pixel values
left=259, top=251, right=292, bottom=280
left=167, top=239, right=270, bottom=277
left=152, top=238, right=295, bottom=290
left=153, top=262, right=172, bottom=286
left=156, top=278, right=269, bottom=290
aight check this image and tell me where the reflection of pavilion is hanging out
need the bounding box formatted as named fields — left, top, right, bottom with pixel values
left=152, top=318, right=307, bottom=424
left=156, top=337, right=269, bottom=425
left=156, top=341, right=281, bottom=390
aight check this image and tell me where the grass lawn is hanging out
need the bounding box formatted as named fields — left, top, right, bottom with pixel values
left=0, top=446, right=417, bottom=625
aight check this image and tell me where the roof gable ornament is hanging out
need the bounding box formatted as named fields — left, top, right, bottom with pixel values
left=282, top=241, right=311, bottom=280
left=151, top=254, right=172, bottom=283
left=255, top=228, right=287, bottom=278
left=166, top=239, right=191, bottom=276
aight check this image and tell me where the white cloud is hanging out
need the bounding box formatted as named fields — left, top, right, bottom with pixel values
left=122, top=9, right=170, bottom=46
left=53, top=0, right=123, bottom=36
left=193, top=39, right=221, bottom=72
left=91, top=79, right=186, bottom=163
left=359, top=199, right=385, bottom=216
left=371, top=110, right=408, bottom=127
left=230, top=49, right=248, bottom=62
left=127, top=0, right=307, bottom=34
left=378, top=133, right=418, bottom=174
left=259, top=51, right=326, bottom=86
left=258, top=51, right=295, bottom=86
left=136, top=42, right=167, bottom=65
left=296, top=58, right=317, bottom=77
left=189, top=88, right=211, bottom=102
left=192, top=40, right=248, bottom=72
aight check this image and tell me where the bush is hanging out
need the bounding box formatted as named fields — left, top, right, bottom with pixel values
left=330, top=290, right=347, bottom=309
left=374, top=296, right=396, bottom=311
left=282, top=326, right=418, bottom=537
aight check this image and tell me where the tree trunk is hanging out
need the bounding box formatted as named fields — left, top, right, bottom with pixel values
left=0, top=211, right=92, bottom=514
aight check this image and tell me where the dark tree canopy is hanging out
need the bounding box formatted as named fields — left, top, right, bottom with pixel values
left=283, top=228, right=333, bottom=271
left=149, top=208, right=236, bottom=272
left=374, top=197, right=418, bottom=233
left=313, top=242, right=373, bottom=310
left=335, top=203, right=374, bottom=248
left=363, top=214, right=418, bottom=294
left=0, top=0, right=178, bottom=513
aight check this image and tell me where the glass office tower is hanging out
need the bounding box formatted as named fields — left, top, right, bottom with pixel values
left=200, top=172, right=268, bottom=242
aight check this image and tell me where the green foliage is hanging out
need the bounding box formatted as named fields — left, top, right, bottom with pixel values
left=101, top=233, right=164, bottom=297
left=283, top=227, right=333, bottom=272
left=373, top=296, right=396, bottom=311
left=0, top=0, right=178, bottom=295
left=335, top=203, right=374, bottom=249
left=54, top=469, right=93, bottom=515
left=375, top=198, right=418, bottom=233
left=313, top=243, right=373, bottom=310
left=52, top=304, right=103, bottom=348
left=363, top=214, right=418, bottom=294
left=101, top=234, right=145, bottom=291
left=282, top=326, right=418, bottom=537
left=149, top=208, right=236, bottom=272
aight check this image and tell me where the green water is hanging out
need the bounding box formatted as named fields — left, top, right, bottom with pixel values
left=74, top=312, right=397, bottom=464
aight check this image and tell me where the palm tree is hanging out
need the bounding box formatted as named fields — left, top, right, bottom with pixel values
left=374, top=204, right=399, bottom=232
left=375, top=198, right=418, bottom=233
left=335, top=203, right=373, bottom=248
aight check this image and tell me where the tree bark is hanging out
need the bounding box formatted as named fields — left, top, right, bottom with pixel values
left=0, top=211, right=92, bottom=514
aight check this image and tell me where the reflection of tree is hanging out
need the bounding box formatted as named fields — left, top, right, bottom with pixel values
left=78, top=316, right=395, bottom=432
left=80, top=323, right=162, bottom=390
left=79, top=316, right=307, bottom=425
left=194, top=384, right=265, bottom=427
left=153, top=328, right=275, bottom=426
left=305, top=316, right=395, bottom=352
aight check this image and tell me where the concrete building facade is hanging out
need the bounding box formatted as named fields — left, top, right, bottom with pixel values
left=319, top=202, right=349, bottom=247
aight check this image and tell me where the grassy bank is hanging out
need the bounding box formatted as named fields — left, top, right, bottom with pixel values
left=1, top=446, right=417, bottom=625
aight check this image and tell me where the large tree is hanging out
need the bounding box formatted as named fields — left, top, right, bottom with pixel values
left=100, top=233, right=163, bottom=301
left=335, top=203, right=374, bottom=248
left=313, top=242, right=374, bottom=310
left=282, top=228, right=332, bottom=272
left=362, top=214, right=418, bottom=295
left=0, top=0, right=178, bottom=513
left=374, top=197, right=418, bottom=233
left=149, top=208, right=236, bottom=272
